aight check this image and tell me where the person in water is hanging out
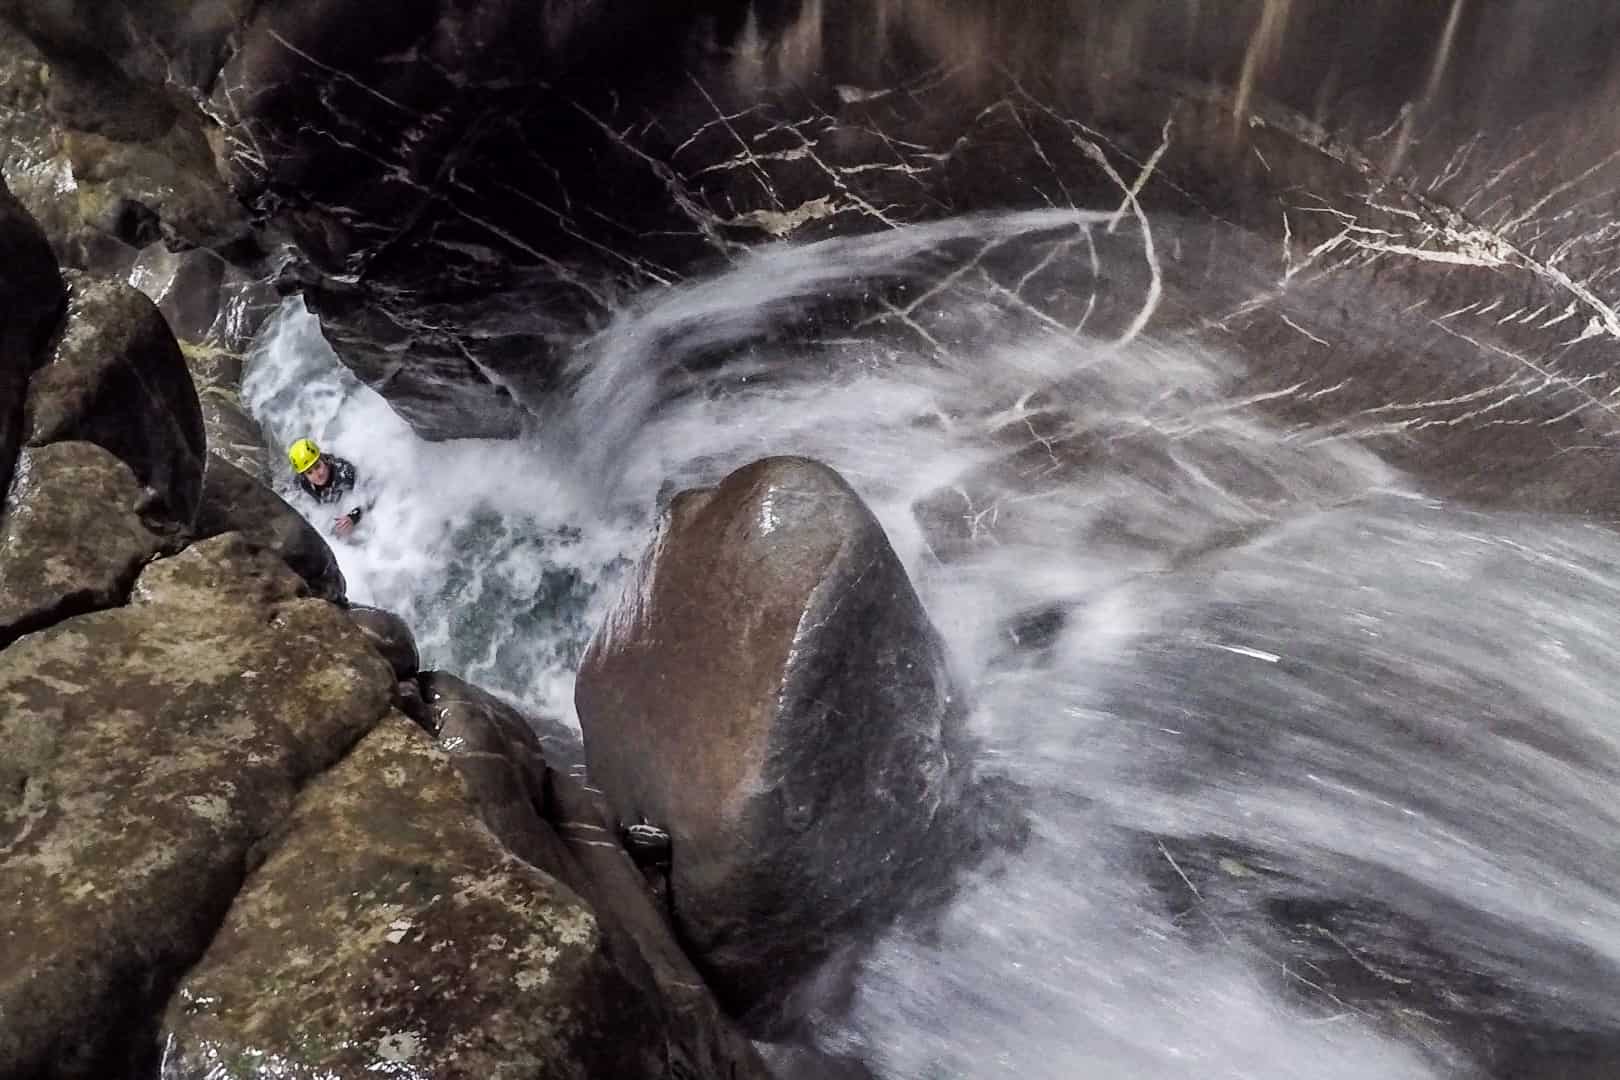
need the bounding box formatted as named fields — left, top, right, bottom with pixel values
left=287, top=437, right=366, bottom=537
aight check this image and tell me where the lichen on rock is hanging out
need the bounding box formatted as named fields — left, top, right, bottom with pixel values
left=0, top=558, right=395, bottom=1077
left=158, top=714, right=673, bottom=1080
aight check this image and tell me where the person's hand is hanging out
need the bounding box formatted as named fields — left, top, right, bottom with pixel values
left=334, top=514, right=355, bottom=537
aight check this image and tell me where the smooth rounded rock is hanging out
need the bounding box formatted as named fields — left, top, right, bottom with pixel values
left=576, top=456, right=968, bottom=1029
left=345, top=604, right=419, bottom=680
left=24, top=273, right=206, bottom=525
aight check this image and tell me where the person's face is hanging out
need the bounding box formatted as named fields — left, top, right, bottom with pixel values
left=307, top=458, right=331, bottom=486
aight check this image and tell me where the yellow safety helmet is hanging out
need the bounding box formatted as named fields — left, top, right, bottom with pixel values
left=287, top=438, right=322, bottom=474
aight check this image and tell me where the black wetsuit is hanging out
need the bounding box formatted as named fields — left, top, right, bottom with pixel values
left=298, top=454, right=365, bottom=524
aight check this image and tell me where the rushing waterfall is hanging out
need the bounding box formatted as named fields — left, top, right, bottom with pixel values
left=244, top=206, right=1620, bottom=1079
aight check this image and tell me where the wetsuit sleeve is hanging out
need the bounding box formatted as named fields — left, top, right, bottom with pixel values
left=327, top=457, right=366, bottom=524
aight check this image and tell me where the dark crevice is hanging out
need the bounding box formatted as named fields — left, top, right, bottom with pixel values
left=0, top=554, right=153, bottom=652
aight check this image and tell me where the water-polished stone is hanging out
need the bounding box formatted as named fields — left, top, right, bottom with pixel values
left=577, top=456, right=969, bottom=1030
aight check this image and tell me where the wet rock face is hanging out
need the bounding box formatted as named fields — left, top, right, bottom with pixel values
left=427, top=670, right=572, bottom=877
left=199, top=0, right=1620, bottom=448
left=420, top=668, right=583, bottom=771
left=576, top=455, right=968, bottom=1029
left=0, top=175, right=62, bottom=349
left=9, top=2, right=1620, bottom=449
left=185, top=0, right=768, bottom=437
left=0, top=9, right=249, bottom=265
left=539, top=765, right=773, bottom=1080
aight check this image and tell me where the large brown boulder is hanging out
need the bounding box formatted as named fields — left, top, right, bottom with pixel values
left=576, top=456, right=970, bottom=1028
left=158, top=713, right=677, bottom=1080
left=0, top=177, right=65, bottom=497
left=0, top=535, right=395, bottom=1078
left=23, top=273, right=207, bottom=523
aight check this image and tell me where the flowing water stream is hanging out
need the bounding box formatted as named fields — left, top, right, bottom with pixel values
left=243, top=208, right=1620, bottom=1078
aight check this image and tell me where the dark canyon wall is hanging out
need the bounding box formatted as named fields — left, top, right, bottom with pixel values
left=5, top=0, right=1620, bottom=452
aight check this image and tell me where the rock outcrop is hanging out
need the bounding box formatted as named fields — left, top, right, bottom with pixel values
left=346, top=603, right=420, bottom=680
left=0, top=13, right=250, bottom=269
left=0, top=535, right=395, bottom=1077
left=0, top=182, right=766, bottom=1080
left=423, top=668, right=768, bottom=1079
left=0, top=440, right=171, bottom=646
left=159, top=713, right=673, bottom=1080
left=25, top=273, right=207, bottom=522
left=576, top=455, right=972, bottom=1029
left=421, top=669, right=584, bottom=772
left=181, top=337, right=273, bottom=485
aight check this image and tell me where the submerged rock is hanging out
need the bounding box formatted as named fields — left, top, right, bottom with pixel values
left=576, top=455, right=970, bottom=1029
